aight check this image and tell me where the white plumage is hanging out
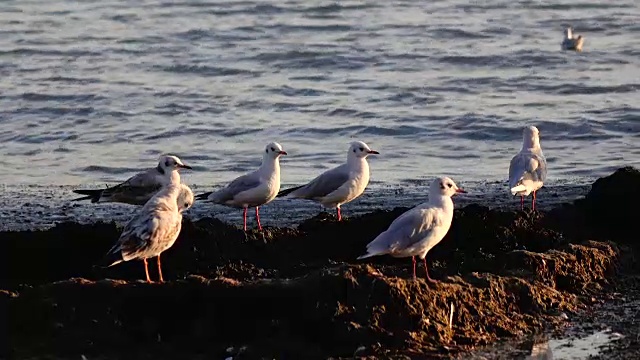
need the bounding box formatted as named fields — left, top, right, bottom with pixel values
left=196, top=142, right=286, bottom=231
left=277, top=141, right=379, bottom=221
left=508, top=125, right=547, bottom=210
left=72, top=154, right=192, bottom=205
left=358, top=176, right=466, bottom=282
left=105, top=183, right=194, bottom=283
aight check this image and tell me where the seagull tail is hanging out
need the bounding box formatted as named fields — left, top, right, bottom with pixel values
left=277, top=185, right=304, bottom=198
left=195, top=192, right=212, bottom=201
left=99, top=249, right=125, bottom=268
left=356, top=252, right=378, bottom=260
left=510, top=184, right=527, bottom=196
left=72, top=189, right=102, bottom=203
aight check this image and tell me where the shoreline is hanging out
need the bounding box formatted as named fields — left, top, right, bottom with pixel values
left=2, top=167, right=639, bottom=359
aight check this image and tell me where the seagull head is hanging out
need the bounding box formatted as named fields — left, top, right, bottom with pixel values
left=522, top=125, right=541, bottom=148
left=348, top=141, right=379, bottom=159
left=432, top=176, right=466, bottom=198
left=158, top=155, right=192, bottom=174
left=264, top=142, right=287, bottom=159
left=176, top=184, right=195, bottom=212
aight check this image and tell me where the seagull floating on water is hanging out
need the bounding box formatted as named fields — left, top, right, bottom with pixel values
left=277, top=141, right=379, bottom=221
left=195, top=142, right=286, bottom=232
left=509, top=125, right=547, bottom=211
left=561, top=26, right=584, bottom=52
left=103, top=183, right=194, bottom=283
left=357, top=177, right=466, bottom=282
left=72, top=155, right=192, bottom=205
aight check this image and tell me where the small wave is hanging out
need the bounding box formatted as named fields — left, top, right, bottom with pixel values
left=152, top=64, right=260, bottom=77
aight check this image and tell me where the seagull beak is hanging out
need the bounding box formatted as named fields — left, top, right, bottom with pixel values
left=279, top=151, right=288, bottom=155
left=456, top=188, right=467, bottom=193
left=178, top=164, right=193, bottom=170
left=367, top=150, right=380, bottom=154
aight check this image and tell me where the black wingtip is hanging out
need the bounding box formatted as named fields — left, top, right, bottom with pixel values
left=277, top=185, right=303, bottom=198
left=72, top=189, right=102, bottom=203
left=195, top=192, right=212, bottom=200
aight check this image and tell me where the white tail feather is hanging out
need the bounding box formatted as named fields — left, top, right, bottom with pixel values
left=510, top=184, right=526, bottom=195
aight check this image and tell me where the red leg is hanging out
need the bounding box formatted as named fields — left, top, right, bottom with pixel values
left=157, top=255, right=164, bottom=283
left=520, top=195, right=524, bottom=211
left=143, top=258, right=151, bottom=283
left=412, top=256, right=417, bottom=280
left=243, top=207, right=248, bottom=232
left=255, top=206, right=262, bottom=231
left=532, top=191, right=536, bottom=211
left=423, top=258, right=437, bottom=284
left=336, top=207, right=342, bottom=221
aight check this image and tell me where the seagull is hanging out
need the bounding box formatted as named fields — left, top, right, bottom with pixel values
left=72, top=154, right=192, bottom=205
left=195, top=142, right=287, bottom=232
left=561, top=26, right=584, bottom=52
left=277, top=141, right=379, bottom=221
left=357, top=177, right=466, bottom=282
left=509, top=125, right=547, bottom=211
left=102, top=183, right=194, bottom=283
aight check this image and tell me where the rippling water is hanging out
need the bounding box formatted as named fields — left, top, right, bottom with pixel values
left=0, top=0, right=639, bottom=229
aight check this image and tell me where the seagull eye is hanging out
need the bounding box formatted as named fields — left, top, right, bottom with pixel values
left=270, top=147, right=275, bottom=151
left=447, top=183, right=452, bottom=188
left=359, top=147, right=364, bottom=151
left=184, top=202, right=190, bottom=208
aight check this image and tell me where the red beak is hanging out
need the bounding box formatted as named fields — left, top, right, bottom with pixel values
left=367, top=150, right=380, bottom=154
left=456, top=188, right=467, bottom=193
left=279, top=151, right=288, bottom=155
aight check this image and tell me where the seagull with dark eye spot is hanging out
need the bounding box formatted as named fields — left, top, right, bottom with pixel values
left=103, top=183, right=195, bottom=283
left=358, top=176, right=467, bottom=283
left=277, top=140, right=379, bottom=221
left=196, top=142, right=287, bottom=232
left=72, top=154, right=192, bottom=206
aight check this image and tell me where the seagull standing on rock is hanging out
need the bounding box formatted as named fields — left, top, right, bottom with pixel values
left=103, top=183, right=194, bottom=283
left=357, top=177, right=466, bottom=282
left=277, top=141, right=379, bottom=221
left=509, top=125, right=547, bottom=211
left=196, top=142, right=287, bottom=232
left=72, top=154, right=192, bottom=205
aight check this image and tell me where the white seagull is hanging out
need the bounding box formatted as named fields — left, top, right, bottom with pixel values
left=72, top=154, right=192, bottom=205
left=196, top=142, right=287, bottom=231
left=277, top=141, right=379, bottom=221
left=103, top=183, right=195, bottom=283
left=561, top=26, right=584, bottom=52
left=357, top=177, right=466, bottom=282
left=509, top=125, right=547, bottom=210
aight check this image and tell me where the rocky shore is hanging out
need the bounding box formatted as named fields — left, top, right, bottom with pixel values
left=2, top=167, right=639, bottom=359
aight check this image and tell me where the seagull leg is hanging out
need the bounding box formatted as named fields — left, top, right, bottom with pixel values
left=143, top=258, right=151, bottom=283
left=255, top=206, right=262, bottom=231
left=423, top=258, right=437, bottom=284
left=243, top=207, right=248, bottom=232
left=336, top=207, right=342, bottom=221
left=520, top=195, right=524, bottom=211
left=157, top=255, right=164, bottom=283
left=532, top=191, right=536, bottom=211
left=412, top=256, right=417, bottom=280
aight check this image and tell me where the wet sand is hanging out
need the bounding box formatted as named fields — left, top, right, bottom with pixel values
left=2, top=167, right=639, bottom=359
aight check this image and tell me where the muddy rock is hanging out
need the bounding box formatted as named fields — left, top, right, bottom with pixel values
left=1, top=167, right=640, bottom=359
left=577, top=166, right=640, bottom=243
